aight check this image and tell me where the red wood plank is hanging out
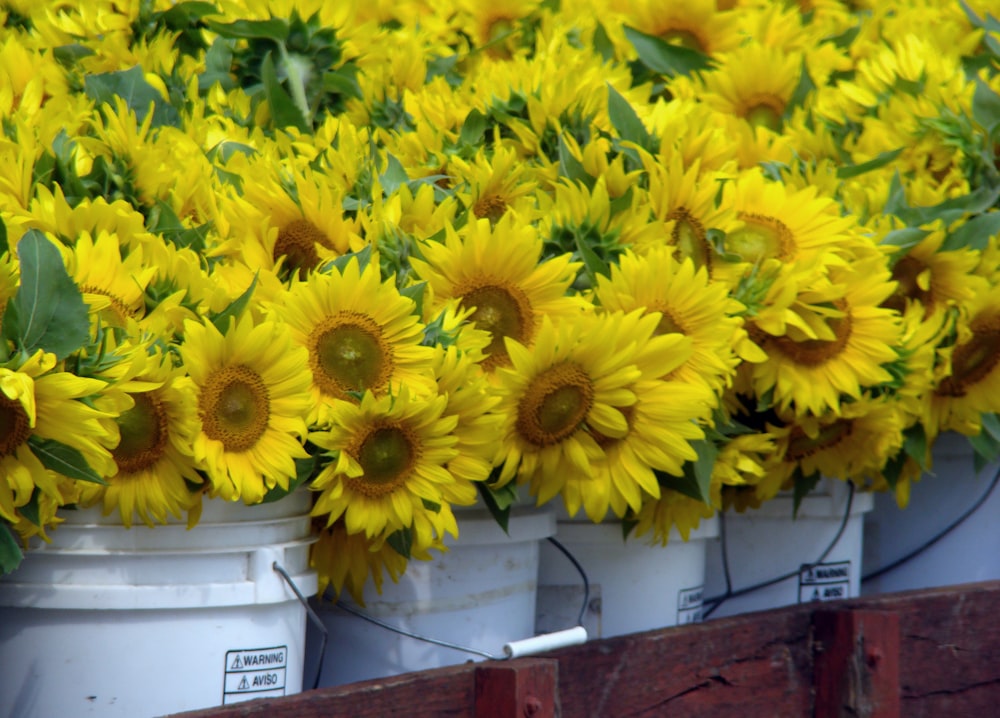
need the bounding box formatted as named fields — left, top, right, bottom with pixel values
left=474, top=659, right=558, bottom=718
left=812, top=609, right=901, bottom=718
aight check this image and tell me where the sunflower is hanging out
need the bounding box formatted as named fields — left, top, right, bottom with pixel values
left=409, top=215, right=588, bottom=372
left=179, top=313, right=313, bottom=503
left=612, top=0, right=742, bottom=55
left=277, top=256, right=437, bottom=425
left=748, top=256, right=902, bottom=417
left=883, top=229, right=986, bottom=318
left=595, top=247, right=762, bottom=398
left=0, top=350, right=119, bottom=529
left=929, top=285, right=1000, bottom=436
left=448, top=144, right=540, bottom=225
left=311, top=521, right=411, bottom=604
left=308, top=386, right=467, bottom=539
left=76, top=345, right=202, bottom=528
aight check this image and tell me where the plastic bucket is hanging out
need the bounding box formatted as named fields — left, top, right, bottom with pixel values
left=703, top=478, right=872, bottom=619
left=306, top=504, right=555, bottom=686
left=862, top=432, right=1000, bottom=596
left=0, top=491, right=317, bottom=718
left=535, top=516, right=719, bottom=638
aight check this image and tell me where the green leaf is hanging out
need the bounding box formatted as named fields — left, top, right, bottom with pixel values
left=53, top=44, right=96, bottom=66
left=379, top=153, right=409, bottom=197
left=326, top=244, right=373, bottom=275
left=606, top=83, right=657, bottom=152
left=784, top=60, right=816, bottom=120
left=321, top=66, right=363, bottom=102
left=84, top=66, right=180, bottom=129
left=659, top=439, right=716, bottom=505
left=211, top=274, right=258, bottom=333
left=592, top=22, right=615, bottom=61
left=2, top=231, right=89, bottom=361
left=885, top=172, right=1000, bottom=227
left=573, top=227, right=613, bottom=285
left=968, top=429, right=1000, bottom=470
left=941, top=211, right=1000, bottom=252
left=0, top=216, right=7, bottom=255
left=459, top=108, right=488, bottom=147
left=399, top=281, right=426, bottom=316
left=557, top=134, right=595, bottom=189
left=477, top=480, right=518, bottom=534
left=421, top=498, right=442, bottom=513
left=146, top=200, right=210, bottom=252
left=792, top=471, right=821, bottom=518
left=387, top=526, right=413, bottom=559
left=203, top=17, right=289, bottom=41
left=0, top=523, right=23, bottom=575
left=623, top=25, right=714, bottom=77
left=19, top=488, right=41, bottom=527
left=902, top=423, right=929, bottom=470
left=28, top=436, right=106, bottom=484
left=881, top=227, right=930, bottom=253
left=972, top=80, right=1000, bottom=139
left=261, top=455, right=316, bottom=503
left=199, top=37, right=235, bottom=92
left=836, top=148, right=903, bottom=179
left=981, top=412, right=1000, bottom=443
left=261, top=52, right=309, bottom=132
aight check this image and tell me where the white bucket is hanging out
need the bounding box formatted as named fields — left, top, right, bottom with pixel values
left=535, top=515, right=719, bottom=638
left=0, top=491, right=317, bottom=718
left=307, top=504, right=555, bottom=686
left=862, top=432, right=1000, bottom=596
left=703, top=478, right=872, bottom=619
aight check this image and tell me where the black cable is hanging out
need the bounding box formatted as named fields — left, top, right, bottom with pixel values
left=861, top=461, right=1000, bottom=584
left=545, top=535, right=590, bottom=627
left=273, top=562, right=328, bottom=690
left=702, top=482, right=855, bottom=619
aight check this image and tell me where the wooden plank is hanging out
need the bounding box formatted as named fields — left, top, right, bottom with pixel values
left=474, top=659, right=558, bottom=718
left=811, top=609, right=901, bottom=718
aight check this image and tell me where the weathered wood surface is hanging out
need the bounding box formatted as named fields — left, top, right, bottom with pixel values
left=168, top=580, right=1000, bottom=718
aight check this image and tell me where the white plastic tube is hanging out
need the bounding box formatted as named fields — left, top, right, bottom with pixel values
left=503, top=626, right=588, bottom=658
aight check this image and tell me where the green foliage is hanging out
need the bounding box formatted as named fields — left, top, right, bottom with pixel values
left=29, top=437, right=106, bottom=485
left=0, top=523, right=23, bottom=575
left=477, top=480, right=520, bottom=534
left=623, top=25, right=714, bottom=79
left=84, top=66, right=181, bottom=129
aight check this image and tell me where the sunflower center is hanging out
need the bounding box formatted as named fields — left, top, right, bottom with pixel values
left=786, top=420, right=854, bottom=460
left=473, top=194, right=508, bottom=223
left=742, top=95, right=786, bottom=131
left=347, top=424, right=417, bottom=497
left=667, top=207, right=712, bottom=272
left=113, top=392, right=168, bottom=474
left=461, top=284, right=533, bottom=370
left=886, top=255, right=933, bottom=313
left=771, top=303, right=853, bottom=366
left=659, top=29, right=704, bottom=52
left=0, top=394, right=31, bottom=457
left=728, top=212, right=794, bottom=263
left=274, top=219, right=333, bottom=277
left=199, top=365, right=270, bottom=452
left=938, top=316, right=1000, bottom=397
left=310, top=313, right=393, bottom=398
left=516, top=362, right=595, bottom=447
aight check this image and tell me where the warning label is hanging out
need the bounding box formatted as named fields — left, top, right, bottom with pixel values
left=798, top=561, right=851, bottom=604
left=223, top=646, right=288, bottom=705
left=676, top=585, right=704, bottom=625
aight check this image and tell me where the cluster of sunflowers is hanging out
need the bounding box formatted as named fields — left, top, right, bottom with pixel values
left=1, top=0, right=999, bottom=603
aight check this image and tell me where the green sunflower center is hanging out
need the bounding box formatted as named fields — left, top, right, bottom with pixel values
left=771, top=306, right=853, bottom=366
left=786, top=420, right=854, bottom=460
left=274, top=218, right=333, bottom=278
left=743, top=96, right=785, bottom=131
left=667, top=207, right=712, bottom=273
left=199, top=365, right=270, bottom=452
left=310, top=313, right=392, bottom=398
left=347, top=424, right=417, bottom=497
left=113, top=392, right=168, bottom=474
left=938, top=315, right=1000, bottom=397
left=462, top=284, right=533, bottom=370
left=516, top=362, right=595, bottom=447
left=659, top=29, right=704, bottom=52
left=0, top=394, right=31, bottom=457
left=728, top=212, right=794, bottom=263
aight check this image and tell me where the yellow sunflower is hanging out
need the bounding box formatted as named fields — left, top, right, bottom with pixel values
left=749, top=256, right=902, bottom=417
left=448, top=144, right=540, bottom=225
left=0, top=350, right=119, bottom=529
left=311, top=521, right=411, bottom=604
left=409, top=215, right=588, bottom=372
left=277, top=256, right=437, bottom=425
left=308, top=386, right=466, bottom=539
left=611, top=0, right=742, bottom=55
left=76, top=345, right=202, bottom=528
left=179, top=313, right=313, bottom=503
left=883, top=229, right=986, bottom=318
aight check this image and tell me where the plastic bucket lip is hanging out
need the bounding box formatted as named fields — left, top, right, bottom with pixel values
left=444, top=505, right=555, bottom=546
left=553, top=514, right=720, bottom=544
left=733, top=478, right=874, bottom=520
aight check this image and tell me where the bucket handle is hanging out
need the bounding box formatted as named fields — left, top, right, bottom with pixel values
left=273, top=561, right=328, bottom=690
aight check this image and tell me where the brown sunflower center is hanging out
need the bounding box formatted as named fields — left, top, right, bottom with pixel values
left=667, top=207, right=712, bottom=273
left=113, top=392, right=169, bottom=474
left=346, top=424, right=417, bottom=497
left=771, top=304, right=853, bottom=366
left=0, top=394, right=31, bottom=457
left=938, top=315, right=1000, bottom=397
left=309, top=313, right=393, bottom=398
left=274, top=219, right=333, bottom=277
left=886, top=255, right=933, bottom=313
left=743, top=96, right=785, bottom=131
left=728, top=212, right=794, bottom=263
left=473, top=194, right=508, bottom=223
left=659, top=28, right=705, bottom=52
left=786, top=420, right=854, bottom=461
left=516, top=362, right=595, bottom=447
left=199, top=365, right=270, bottom=452
left=461, top=284, right=534, bottom=370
